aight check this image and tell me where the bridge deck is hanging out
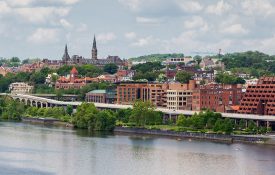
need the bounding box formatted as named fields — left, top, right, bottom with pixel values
left=2, top=93, right=275, bottom=122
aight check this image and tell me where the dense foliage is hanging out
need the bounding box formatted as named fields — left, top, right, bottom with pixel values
left=103, top=63, right=118, bottom=74
left=25, top=106, right=71, bottom=122
left=132, top=62, right=165, bottom=81
left=176, top=111, right=269, bottom=134
left=0, top=97, right=25, bottom=120
left=72, top=103, right=116, bottom=131
left=129, top=53, right=184, bottom=62
left=215, top=72, right=246, bottom=84
left=221, top=51, right=275, bottom=76
left=175, top=71, right=193, bottom=83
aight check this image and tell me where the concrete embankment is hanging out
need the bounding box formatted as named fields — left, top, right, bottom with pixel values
left=114, top=127, right=269, bottom=144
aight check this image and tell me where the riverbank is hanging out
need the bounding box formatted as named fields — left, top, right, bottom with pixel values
left=21, top=117, right=74, bottom=128
left=20, top=118, right=274, bottom=145
left=114, top=127, right=272, bottom=145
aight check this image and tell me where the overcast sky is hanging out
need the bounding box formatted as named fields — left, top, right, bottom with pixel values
left=1, top=0, right=275, bottom=60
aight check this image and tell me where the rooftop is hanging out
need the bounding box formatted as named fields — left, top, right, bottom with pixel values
left=87, top=90, right=106, bottom=94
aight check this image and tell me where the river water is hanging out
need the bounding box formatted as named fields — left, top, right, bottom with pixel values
left=0, top=122, right=275, bottom=175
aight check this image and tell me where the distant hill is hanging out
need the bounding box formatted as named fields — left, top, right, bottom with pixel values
left=129, top=53, right=184, bottom=62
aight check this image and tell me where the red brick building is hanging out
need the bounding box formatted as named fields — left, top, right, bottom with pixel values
left=238, top=77, right=275, bottom=115
left=192, top=83, right=243, bottom=112
left=55, top=67, right=97, bottom=89
left=116, top=81, right=197, bottom=109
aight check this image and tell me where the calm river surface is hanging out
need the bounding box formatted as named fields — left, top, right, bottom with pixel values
left=0, top=122, right=275, bottom=175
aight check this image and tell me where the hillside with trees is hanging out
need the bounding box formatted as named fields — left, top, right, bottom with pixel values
left=221, top=51, right=275, bottom=77
left=129, top=53, right=184, bottom=62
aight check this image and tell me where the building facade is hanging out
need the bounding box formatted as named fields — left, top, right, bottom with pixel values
left=86, top=90, right=106, bottom=103
left=238, top=77, right=275, bottom=115
left=55, top=67, right=96, bottom=89
left=9, top=82, right=34, bottom=94
left=116, top=81, right=197, bottom=110
left=192, top=83, right=243, bottom=112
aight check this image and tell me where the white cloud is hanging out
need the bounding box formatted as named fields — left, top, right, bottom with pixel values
left=184, top=16, right=208, bottom=31
left=177, top=1, right=203, bottom=13
left=15, top=7, right=70, bottom=23
left=97, top=32, right=117, bottom=43
left=60, top=19, right=73, bottom=29
left=76, top=23, right=88, bottom=32
left=0, top=1, right=11, bottom=14
left=242, top=0, right=275, bottom=17
left=221, top=23, right=248, bottom=35
left=125, top=32, right=137, bottom=40
left=131, top=36, right=156, bottom=47
left=58, top=0, right=80, bottom=5
left=206, top=0, right=231, bottom=15
left=118, top=0, right=141, bottom=11
left=28, top=28, right=59, bottom=44
left=136, top=16, right=162, bottom=24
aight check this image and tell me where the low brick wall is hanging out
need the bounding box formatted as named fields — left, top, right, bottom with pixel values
left=114, top=127, right=267, bottom=144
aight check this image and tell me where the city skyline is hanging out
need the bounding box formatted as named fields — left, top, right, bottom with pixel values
left=1, top=0, right=275, bottom=59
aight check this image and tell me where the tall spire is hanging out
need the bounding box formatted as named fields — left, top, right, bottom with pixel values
left=92, top=35, right=98, bottom=60
left=93, top=35, right=97, bottom=49
left=62, top=44, right=70, bottom=63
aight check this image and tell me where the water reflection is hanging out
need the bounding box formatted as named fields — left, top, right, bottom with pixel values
left=0, top=122, right=275, bottom=175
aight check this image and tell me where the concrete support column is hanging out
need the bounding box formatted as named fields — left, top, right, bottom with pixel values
left=245, top=120, right=248, bottom=128
left=256, top=121, right=259, bottom=127
left=45, top=103, right=48, bottom=108
left=267, top=121, right=270, bottom=128
left=35, top=102, right=38, bottom=108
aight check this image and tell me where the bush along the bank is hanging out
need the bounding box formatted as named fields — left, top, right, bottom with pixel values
left=24, top=106, right=72, bottom=122
left=176, top=111, right=270, bottom=134
left=115, top=100, right=163, bottom=127
left=72, top=103, right=116, bottom=131
left=0, top=97, right=25, bottom=121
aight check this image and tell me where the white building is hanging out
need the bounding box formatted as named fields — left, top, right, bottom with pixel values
left=167, top=90, right=193, bottom=110
left=9, top=82, right=34, bottom=94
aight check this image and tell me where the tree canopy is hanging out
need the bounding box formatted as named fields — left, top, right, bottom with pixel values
left=175, top=71, right=193, bottom=83
left=104, top=63, right=118, bottom=74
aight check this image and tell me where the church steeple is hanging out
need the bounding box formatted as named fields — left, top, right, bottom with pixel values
left=62, top=44, right=70, bottom=63
left=92, top=35, right=98, bottom=60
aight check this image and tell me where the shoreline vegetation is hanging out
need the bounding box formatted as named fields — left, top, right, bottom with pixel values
left=0, top=96, right=273, bottom=145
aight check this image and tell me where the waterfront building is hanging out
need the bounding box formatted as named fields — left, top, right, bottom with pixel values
left=238, top=77, right=275, bottom=115
left=9, top=82, right=33, bottom=94
left=116, top=82, right=148, bottom=105
left=86, top=90, right=106, bottom=103
left=192, top=83, right=243, bottom=112
left=86, top=86, right=117, bottom=104
left=116, top=81, right=197, bottom=109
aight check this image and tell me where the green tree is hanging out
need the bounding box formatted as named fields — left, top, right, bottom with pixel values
left=175, top=71, right=193, bottom=83
left=104, top=63, right=118, bottom=74
left=130, top=100, right=157, bottom=127
left=193, top=55, right=202, bottom=65
left=66, top=105, right=73, bottom=116
left=72, top=103, right=98, bottom=129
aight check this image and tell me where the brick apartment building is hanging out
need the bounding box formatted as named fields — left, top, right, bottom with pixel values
left=116, top=81, right=197, bottom=110
left=238, top=77, right=275, bottom=115
left=192, top=83, right=243, bottom=112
